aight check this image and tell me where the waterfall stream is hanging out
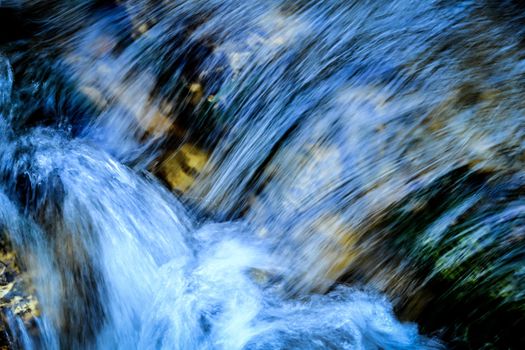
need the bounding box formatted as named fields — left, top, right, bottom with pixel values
left=1, top=1, right=524, bottom=349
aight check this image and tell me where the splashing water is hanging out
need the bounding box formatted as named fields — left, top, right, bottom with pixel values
left=1, top=0, right=524, bottom=348
left=0, top=129, right=437, bottom=349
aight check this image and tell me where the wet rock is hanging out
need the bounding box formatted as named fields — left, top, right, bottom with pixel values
left=348, top=167, right=525, bottom=349
left=0, top=233, right=40, bottom=349
left=188, top=83, right=204, bottom=106
left=156, top=144, right=209, bottom=194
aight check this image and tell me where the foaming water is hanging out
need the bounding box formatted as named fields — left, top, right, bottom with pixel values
left=0, top=128, right=436, bottom=349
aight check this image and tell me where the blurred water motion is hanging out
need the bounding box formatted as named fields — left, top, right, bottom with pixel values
left=0, top=0, right=524, bottom=349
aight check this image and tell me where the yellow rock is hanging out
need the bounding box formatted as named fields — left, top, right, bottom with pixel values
left=189, top=83, right=204, bottom=105
left=14, top=296, right=40, bottom=320
left=181, top=144, right=208, bottom=170
left=310, top=215, right=360, bottom=281
left=158, top=144, right=209, bottom=194
left=0, top=282, right=13, bottom=299
left=0, top=234, right=41, bottom=334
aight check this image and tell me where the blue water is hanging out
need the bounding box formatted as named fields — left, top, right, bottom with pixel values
left=1, top=0, right=525, bottom=348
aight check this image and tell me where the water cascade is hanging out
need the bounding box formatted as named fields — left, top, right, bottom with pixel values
left=0, top=1, right=524, bottom=349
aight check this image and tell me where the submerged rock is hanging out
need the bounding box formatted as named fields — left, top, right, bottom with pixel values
left=156, top=143, right=209, bottom=195
left=0, top=233, right=39, bottom=349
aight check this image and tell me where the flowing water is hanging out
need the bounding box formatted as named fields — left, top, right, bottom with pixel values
left=0, top=0, right=525, bottom=349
